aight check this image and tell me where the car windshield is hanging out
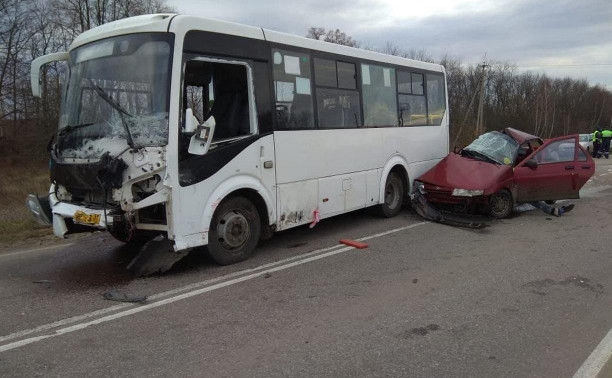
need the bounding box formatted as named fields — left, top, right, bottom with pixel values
left=580, top=135, right=590, bottom=142
left=57, top=33, right=173, bottom=160
left=462, top=131, right=519, bottom=165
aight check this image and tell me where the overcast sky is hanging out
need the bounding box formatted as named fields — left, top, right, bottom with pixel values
left=168, top=0, right=612, bottom=89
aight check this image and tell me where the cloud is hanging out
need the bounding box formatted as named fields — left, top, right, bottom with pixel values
left=167, top=0, right=612, bottom=87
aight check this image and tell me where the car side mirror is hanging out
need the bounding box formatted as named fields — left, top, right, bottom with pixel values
left=188, top=115, right=215, bottom=155
left=525, top=159, right=538, bottom=169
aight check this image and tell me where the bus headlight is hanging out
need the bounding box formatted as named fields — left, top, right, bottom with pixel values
left=452, top=188, right=484, bottom=197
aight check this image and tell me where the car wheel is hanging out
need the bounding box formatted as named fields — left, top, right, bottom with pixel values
left=208, top=196, right=261, bottom=265
left=489, top=190, right=513, bottom=219
left=378, top=172, right=404, bottom=218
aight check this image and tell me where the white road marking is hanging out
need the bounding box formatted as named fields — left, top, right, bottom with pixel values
left=0, top=243, right=347, bottom=344
left=0, top=243, right=74, bottom=259
left=0, top=221, right=429, bottom=352
left=573, top=327, right=612, bottom=378
left=599, top=173, right=608, bottom=177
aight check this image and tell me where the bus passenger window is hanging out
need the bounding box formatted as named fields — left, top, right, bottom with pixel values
left=397, top=70, right=426, bottom=126
left=362, top=64, right=398, bottom=127
left=313, top=58, right=360, bottom=128
left=316, top=88, right=360, bottom=128
left=272, top=50, right=314, bottom=129
left=427, top=73, right=446, bottom=125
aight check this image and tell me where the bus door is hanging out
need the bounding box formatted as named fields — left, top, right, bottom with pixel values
left=172, top=56, right=276, bottom=245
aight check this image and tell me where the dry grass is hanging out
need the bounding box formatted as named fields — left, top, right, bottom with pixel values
left=0, top=158, right=53, bottom=243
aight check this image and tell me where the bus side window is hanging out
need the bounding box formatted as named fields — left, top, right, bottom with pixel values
left=181, top=59, right=253, bottom=160
left=272, top=50, right=314, bottom=130
left=427, top=73, right=446, bottom=125
left=361, top=64, right=397, bottom=127
left=397, top=70, right=426, bottom=126
left=314, top=58, right=361, bottom=128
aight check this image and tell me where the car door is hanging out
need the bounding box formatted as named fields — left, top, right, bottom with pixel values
left=514, top=135, right=581, bottom=202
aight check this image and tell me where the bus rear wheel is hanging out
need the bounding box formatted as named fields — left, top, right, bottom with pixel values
left=208, top=196, right=261, bottom=265
left=379, top=172, right=404, bottom=218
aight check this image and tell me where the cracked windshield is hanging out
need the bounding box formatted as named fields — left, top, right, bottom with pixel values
left=57, top=33, right=173, bottom=160
left=463, top=131, right=518, bottom=165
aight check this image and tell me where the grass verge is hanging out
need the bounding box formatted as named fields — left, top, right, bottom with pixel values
left=0, top=158, right=53, bottom=244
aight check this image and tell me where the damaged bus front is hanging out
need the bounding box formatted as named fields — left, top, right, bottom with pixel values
left=28, top=27, right=178, bottom=275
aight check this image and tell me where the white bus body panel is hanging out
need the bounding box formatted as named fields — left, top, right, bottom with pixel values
left=274, top=122, right=448, bottom=230
left=171, top=135, right=277, bottom=251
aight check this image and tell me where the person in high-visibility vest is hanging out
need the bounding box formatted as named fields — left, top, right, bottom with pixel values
left=602, top=127, right=612, bottom=159
left=593, top=128, right=603, bottom=158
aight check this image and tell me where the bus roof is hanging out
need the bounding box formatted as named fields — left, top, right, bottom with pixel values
left=70, top=14, right=444, bottom=73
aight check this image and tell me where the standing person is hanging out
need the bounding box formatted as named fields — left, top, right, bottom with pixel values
left=592, top=129, right=602, bottom=158
left=602, top=126, right=612, bottom=159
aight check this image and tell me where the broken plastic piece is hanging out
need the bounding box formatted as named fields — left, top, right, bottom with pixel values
left=127, top=235, right=189, bottom=277
left=339, top=239, right=369, bottom=249
left=412, top=191, right=489, bottom=229
left=103, top=290, right=147, bottom=303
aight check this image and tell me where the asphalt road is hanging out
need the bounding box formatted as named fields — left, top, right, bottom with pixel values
left=1, top=160, right=611, bottom=378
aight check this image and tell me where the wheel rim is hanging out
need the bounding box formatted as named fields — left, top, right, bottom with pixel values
left=491, top=194, right=510, bottom=215
left=217, top=210, right=250, bottom=250
left=385, top=179, right=400, bottom=209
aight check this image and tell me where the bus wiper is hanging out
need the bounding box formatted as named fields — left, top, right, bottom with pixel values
left=58, top=122, right=95, bottom=137
left=86, top=78, right=136, bottom=148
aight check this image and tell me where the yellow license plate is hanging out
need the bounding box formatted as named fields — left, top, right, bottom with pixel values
left=73, top=210, right=101, bottom=225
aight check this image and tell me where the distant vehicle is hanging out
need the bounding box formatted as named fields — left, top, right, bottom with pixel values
left=413, top=128, right=595, bottom=219
left=579, top=134, right=593, bottom=153
left=27, top=14, right=449, bottom=275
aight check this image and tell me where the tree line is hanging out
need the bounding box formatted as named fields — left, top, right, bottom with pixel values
left=0, top=0, right=173, bottom=156
left=1, top=5, right=611, bottom=158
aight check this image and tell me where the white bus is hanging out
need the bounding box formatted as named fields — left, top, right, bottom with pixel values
left=28, top=14, right=449, bottom=275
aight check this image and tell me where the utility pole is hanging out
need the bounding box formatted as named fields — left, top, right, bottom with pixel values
left=452, top=61, right=489, bottom=148
left=475, top=62, right=489, bottom=137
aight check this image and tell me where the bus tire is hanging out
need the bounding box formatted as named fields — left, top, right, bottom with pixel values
left=379, top=172, right=404, bottom=218
left=207, top=196, right=261, bottom=265
left=489, top=190, right=513, bottom=219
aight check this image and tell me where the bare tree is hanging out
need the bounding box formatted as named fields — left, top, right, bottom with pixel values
left=306, top=27, right=359, bottom=47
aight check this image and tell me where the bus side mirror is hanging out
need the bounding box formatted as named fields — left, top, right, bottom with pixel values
left=184, top=108, right=199, bottom=134
left=31, top=52, right=69, bottom=98
left=525, top=159, right=538, bottom=169
left=188, top=115, right=215, bottom=155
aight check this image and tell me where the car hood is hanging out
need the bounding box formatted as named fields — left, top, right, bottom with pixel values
left=418, top=153, right=512, bottom=193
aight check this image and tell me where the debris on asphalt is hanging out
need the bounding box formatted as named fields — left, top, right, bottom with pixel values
left=412, top=279, right=418, bottom=284
left=263, top=273, right=272, bottom=278
left=32, top=280, right=54, bottom=284
left=103, top=290, right=147, bottom=303
left=339, top=239, right=369, bottom=249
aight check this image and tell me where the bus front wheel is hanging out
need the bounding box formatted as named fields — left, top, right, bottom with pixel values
left=208, top=196, right=261, bottom=265
left=379, top=172, right=404, bottom=218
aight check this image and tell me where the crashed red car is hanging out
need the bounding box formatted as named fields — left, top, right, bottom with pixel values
left=413, top=128, right=595, bottom=218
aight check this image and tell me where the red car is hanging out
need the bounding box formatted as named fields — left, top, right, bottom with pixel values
left=413, top=128, right=595, bottom=218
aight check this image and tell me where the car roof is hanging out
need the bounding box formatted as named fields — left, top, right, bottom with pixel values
left=502, top=128, right=543, bottom=145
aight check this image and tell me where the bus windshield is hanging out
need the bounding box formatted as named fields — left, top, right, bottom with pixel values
left=57, top=33, right=173, bottom=160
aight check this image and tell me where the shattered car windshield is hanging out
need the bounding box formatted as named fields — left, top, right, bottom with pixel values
left=57, top=33, right=173, bottom=159
left=463, top=131, right=518, bottom=165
